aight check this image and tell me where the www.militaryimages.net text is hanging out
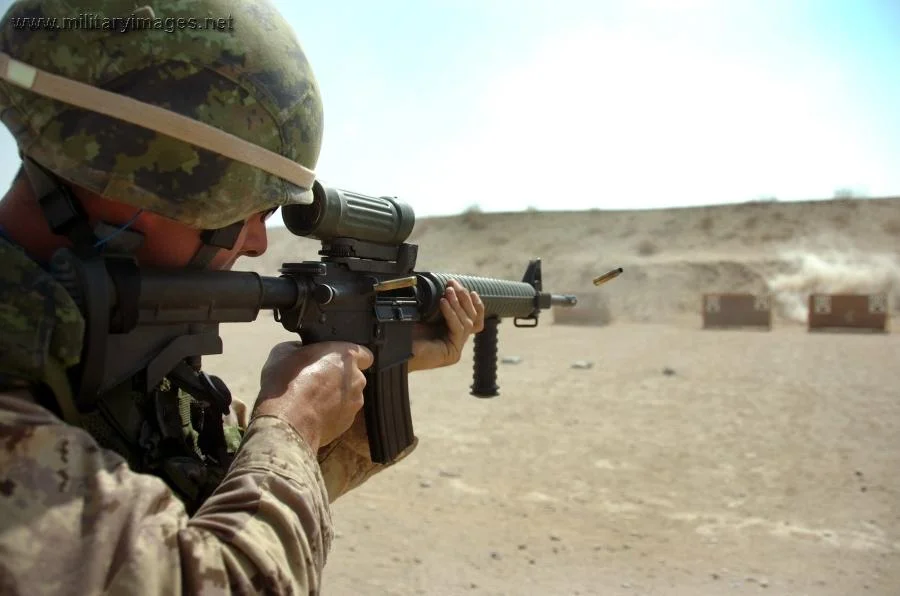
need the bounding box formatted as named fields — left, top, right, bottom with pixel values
left=9, top=13, right=235, bottom=34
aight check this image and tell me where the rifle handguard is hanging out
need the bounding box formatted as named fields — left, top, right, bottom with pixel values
left=416, top=272, right=543, bottom=321
left=416, top=266, right=575, bottom=398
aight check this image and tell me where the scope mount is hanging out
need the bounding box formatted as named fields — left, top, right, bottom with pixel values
left=318, top=237, right=418, bottom=275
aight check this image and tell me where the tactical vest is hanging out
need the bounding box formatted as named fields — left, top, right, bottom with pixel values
left=0, top=236, right=242, bottom=514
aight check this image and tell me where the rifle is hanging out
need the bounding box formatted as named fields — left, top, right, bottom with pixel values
left=49, top=181, right=578, bottom=464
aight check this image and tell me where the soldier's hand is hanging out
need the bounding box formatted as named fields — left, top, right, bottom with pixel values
left=253, top=341, right=374, bottom=452
left=409, top=279, right=485, bottom=372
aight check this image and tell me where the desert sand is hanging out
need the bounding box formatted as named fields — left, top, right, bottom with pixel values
left=208, top=196, right=900, bottom=596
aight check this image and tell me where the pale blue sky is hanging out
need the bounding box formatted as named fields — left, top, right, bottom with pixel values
left=1, top=0, right=898, bottom=222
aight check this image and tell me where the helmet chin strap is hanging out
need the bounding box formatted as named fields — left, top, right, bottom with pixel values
left=187, top=223, right=245, bottom=269
left=22, top=157, right=109, bottom=258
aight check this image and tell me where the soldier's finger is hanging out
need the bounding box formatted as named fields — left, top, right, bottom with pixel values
left=352, top=344, right=375, bottom=370
left=440, top=297, right=465, bottom=338
left=456, top=287, right=479, bottom=322
left=471, top=292, right=485, bottom=332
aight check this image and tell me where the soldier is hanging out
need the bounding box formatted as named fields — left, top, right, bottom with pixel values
left=0, top=0, right=485, bottom=593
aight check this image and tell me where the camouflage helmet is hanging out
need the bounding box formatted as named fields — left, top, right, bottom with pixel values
left=0, top=0, right=323, bottom=230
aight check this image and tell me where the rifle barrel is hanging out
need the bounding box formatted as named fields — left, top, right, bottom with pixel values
left=550, top=294, right=578, bottom=307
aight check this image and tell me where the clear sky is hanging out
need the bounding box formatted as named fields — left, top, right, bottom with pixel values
left=1, top=0, right=898, bottom=223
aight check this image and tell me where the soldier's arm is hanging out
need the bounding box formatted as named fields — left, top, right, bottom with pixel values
left=0, top=391, right=332, bottom=595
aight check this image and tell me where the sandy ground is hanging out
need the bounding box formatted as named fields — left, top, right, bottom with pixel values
left=208, top=197, right=900, bottom=595
left=211, top=318, right=899, bottom=596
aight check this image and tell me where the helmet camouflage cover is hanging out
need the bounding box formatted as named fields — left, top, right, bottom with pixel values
left=0, top=0, right=324, bottom=229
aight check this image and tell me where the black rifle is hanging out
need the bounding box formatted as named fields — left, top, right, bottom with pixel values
left=50, top=182, right=577, bottom=464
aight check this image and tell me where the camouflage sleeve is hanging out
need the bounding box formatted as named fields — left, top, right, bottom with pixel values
left=0, top=390, right=333, bottom=595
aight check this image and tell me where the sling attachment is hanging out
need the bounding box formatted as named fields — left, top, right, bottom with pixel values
left=105, top=257, right=141, bottom=334
left=168, top=361, right=233, bottom=466
left=135, top=367, right=237, bottom=513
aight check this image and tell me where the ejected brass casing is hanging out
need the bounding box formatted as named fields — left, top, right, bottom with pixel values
left=373, top=276, right=418, bottom=292
left=593, top=267, right=623, bottom=287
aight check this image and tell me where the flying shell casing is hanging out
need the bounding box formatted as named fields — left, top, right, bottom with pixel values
left=373, top=276, right=418, bottom=292
left=593, top=267, right=623, bottom=287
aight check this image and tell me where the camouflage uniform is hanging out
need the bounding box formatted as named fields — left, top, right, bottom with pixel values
left=0, top=231, right=336, bottom=593
left=0, top=0, right=413, bottom=593
left=0, top=394, right=333, bottom=594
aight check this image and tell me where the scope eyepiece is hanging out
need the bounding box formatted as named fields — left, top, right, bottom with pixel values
left=282, top=180, right=416, bottom=245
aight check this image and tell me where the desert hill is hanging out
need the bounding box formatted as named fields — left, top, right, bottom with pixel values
left=242, top=196, right=900, bottom=325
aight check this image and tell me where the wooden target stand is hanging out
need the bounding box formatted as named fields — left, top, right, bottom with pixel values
left=702, top=293, right=772, bottom=330
left=807, top=294, right=889, bottom=333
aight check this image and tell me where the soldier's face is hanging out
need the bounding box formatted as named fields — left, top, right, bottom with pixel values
left=72, top=185, right=270, bottom=270
left=136, top=210, right=270, bottom=271
left=209, top=211, right=270, bottom=270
